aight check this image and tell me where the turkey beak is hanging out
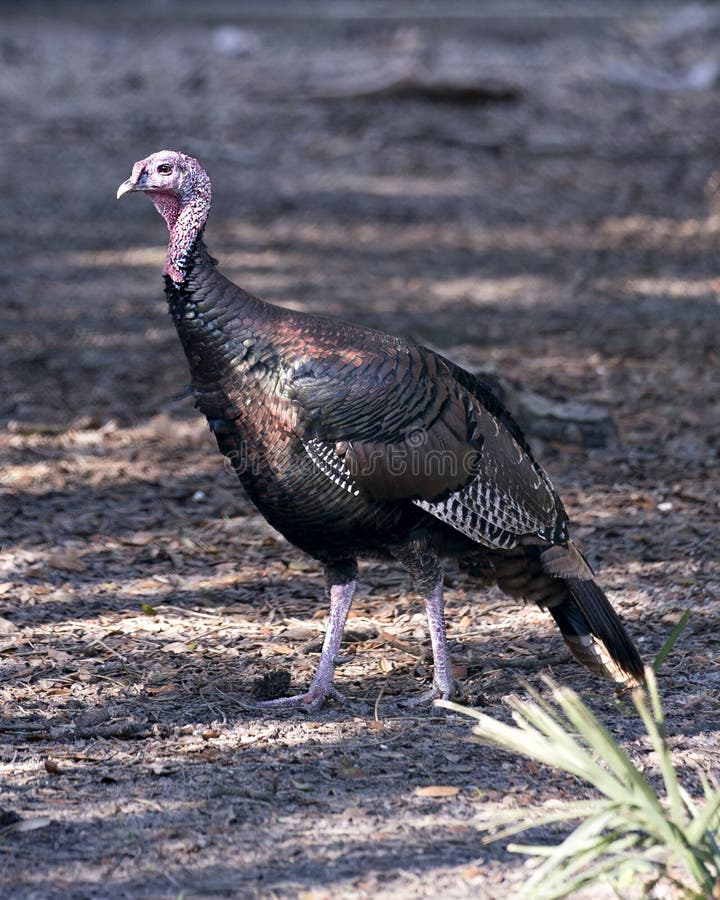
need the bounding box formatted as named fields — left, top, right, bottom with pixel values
left=116, top=172, right=146, bottom=199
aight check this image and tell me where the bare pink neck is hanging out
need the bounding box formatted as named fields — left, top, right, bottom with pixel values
left=151, top=175, right=212, bottom=284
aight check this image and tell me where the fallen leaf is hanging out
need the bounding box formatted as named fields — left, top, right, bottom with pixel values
left=291, top=780, right=314, bottom=792
left=287, top=559, right=314, bottom=572
left=0, top=617, right=18, bottom=635
left=46, top=554, right=87, bottom=573
left=44, top=759, right=62, bottom=775
left=462, top=866, right=484, bottom=880
left=124, top=532, right=155, bottom=546
left=196, top=748, right=223, bottom=762
left=71, top=669, right=93, bottom=683
left=340, top=766, right=368, bottom=779
left=135, top=579, right=163, bottom=590
left=261, top=642, right=297, bottom=656
left=162, top=641, right=193, bottom=654
left=377, top=629, right=413, bottom=649
left=413, top=785, right=460, bottom=799
left=145, top=684, right=176, bottom=695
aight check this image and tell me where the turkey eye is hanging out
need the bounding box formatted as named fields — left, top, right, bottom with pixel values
left=157, top=164, right=173, bottom=175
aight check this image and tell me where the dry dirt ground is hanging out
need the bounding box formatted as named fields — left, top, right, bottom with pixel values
left=1, top=2, right=720, bottom=898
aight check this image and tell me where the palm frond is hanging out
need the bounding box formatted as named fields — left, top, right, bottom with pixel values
left=437, top=667, right=720, bottom=898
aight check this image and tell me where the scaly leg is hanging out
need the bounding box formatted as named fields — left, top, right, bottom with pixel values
left=391, top=537, right=458, bottom=702
left=254, top=560, right=357, bottom=711
left=419, top=575, right=457, bottom=701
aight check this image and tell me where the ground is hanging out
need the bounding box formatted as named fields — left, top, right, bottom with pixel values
left=1, top=2, right=719, bottom=898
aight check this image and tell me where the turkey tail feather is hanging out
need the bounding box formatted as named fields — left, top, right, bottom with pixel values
left=491, top=543, right=644, bottom=687
left=548, top=578, right=644, bottom=687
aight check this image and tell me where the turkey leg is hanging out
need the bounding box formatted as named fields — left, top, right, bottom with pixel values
left=391, top=537, right=458, bottom=702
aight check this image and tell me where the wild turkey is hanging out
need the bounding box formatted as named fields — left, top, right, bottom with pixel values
left=117, top=150, right=644, bottom=709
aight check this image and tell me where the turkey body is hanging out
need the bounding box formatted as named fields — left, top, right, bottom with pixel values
left=174, top=245, right=559, bottom=563
left=118, top=150, right=644, bottom=708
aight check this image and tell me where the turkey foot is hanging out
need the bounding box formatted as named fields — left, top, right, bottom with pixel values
left=405, top=668, right=460, bottom=707
left=254, top=565, right=356, bottom=711
left=254, top=683, right=345, bottom=711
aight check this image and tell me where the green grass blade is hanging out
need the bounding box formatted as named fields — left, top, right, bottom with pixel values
left=478, top=800, right=609, bottom=844
left=652, top=609, right=691, bottom=674
left=504, top=686, right=646, bottom=798
left=457, top=698, right=619, bottom=789
left=517, top=831, right=646, bottom=899
left=686, top=791, right=720, bottom=848
left=521, top=853, right=659, bottom=900
left=543, top=680, right=668, bottom=814
left=632, top=669, right=685, bottom=827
